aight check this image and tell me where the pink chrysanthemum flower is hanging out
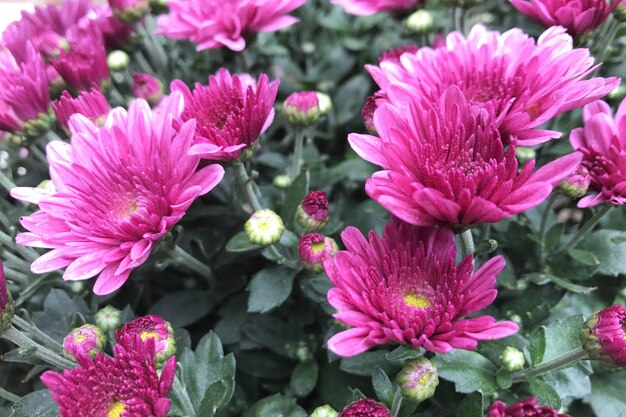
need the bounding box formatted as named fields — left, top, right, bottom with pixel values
left=116, top=315, right=176, bottom=366
left=157, top=0, right=307, bottom=52
left=172, top=69, right=279, bottom=161
left=339, top=399, right=392, bottom=417
left=367, top=24, right=619, bottom=145
left=63, top=324, right=106, bottom=360
left=52, top=86, right=110, bottom=130
left=569, top=99, right=626, bottom=208
left=349, top=86, right=581, bottom=227
left=298, top=233, right=338, bottom=272
left=0, top=46, right=51, bottom=134
left=488, top=397, right=571, bottom=417
left=323, top=220, right=519, bottom=356
left=10, top=93, right=225, bottom=295
left=581, top=304, right=626, bottom=367
left=330, top=0, right=422, bottom=16
left=509, top=0, right=618, bottom=38
left=41, top=337, right=175, bottom=417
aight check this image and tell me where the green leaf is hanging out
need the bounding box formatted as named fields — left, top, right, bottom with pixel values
left=32, top=290, right=90, bottom=343
left=545, top=223, right=565, bottom=251
left=496, top=368, right=512, bottom=390
left=529, top=378, right=561, bottom=410
left=148, top=290, right=212, bottom=328
left=247, top=266, right=297, bottom=313
left=432, top=350, right=498, bottom=395
left=226, top=231, right=261, bottom=252
left=242, top=315, right=308, bottom=359
left=542, top=364, right=591, bottom=400
left=567, top=248, right=600, bottom=266
left=372, top=366, right=395, bottom=407
left=242, top=394, right=306, bottom=417
left=578, top=230, right=626, bottom=276
left=281, top=172, right=309, bottom=230
left=290, top=360, right=319, bottom=397
left=340, top=351, right=396, bottom=377
left=543, top=315, right=584, bottom=362
left=178, top=332, right=236, bottom=417
left=546, top=274, right=597, bottom=295
left=10, top=390, right=58, bottom=417
left=528, top=326, right=546, bottom=365
left=385, top=346, right=424, bottom=364
left=457, top=392, right=484, bottom=417
left=584, top=371, right=626, bottom=416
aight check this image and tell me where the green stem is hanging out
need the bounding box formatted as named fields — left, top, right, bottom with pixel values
left=592, top=17, right=620, bottom=77
left=172, top=375, right=196, bottom=417
left=171, top=245, right=217, bottom=288
left=291, top=127, right=305, bottom=178
left=12, top=315, right=64, bottom=352
left=0, top=387, right=20, bottom=403
left=554, top=205, right=612, bottom=256
left=233, top=163, right=262, bottom=212
left=2, top=327, right=75, bottom=369
left=538, top=193, right=558, bottom=268
left=460, top=229, right=475, bottom=258
left=511, top=347, right=588, bottom=383
left=0, top=170, right=16, bottom=194
left=0, top=230, right=39, bottom=262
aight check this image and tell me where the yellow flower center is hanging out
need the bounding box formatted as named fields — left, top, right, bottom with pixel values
left=74, top=333, right=88, bottom=343
left=418, top=373, right=431, bottom=386
left=403, top=291, right=432, bottom=309
left=108, top=401, right=126, bottom=417
left=140, top=331, right=158, bottom=341
left=311, top=241, right=326, bottom=254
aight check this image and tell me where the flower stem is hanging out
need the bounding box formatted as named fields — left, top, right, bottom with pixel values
left=233, top=162, right=263, bottom=212
left=554, top=205, right=612, bottom=256
left=511, top=347, right=588, bottom=383
left=2, top=326, right=75, bottom=369
left=460, top=229, right=475, bottom=258
left=538, top=193, right=558, bottom=268
left=291, top=127, right=305, bottom=178
left=0, top=230, right=39, bottom=262
left=592, top=17, right=620, bottom=77
left=0, top=387, right=20, bottom=403
left=0, top=170, right=16, bottom=193
left=171, top=245, right=217, bottom=288
left=172, top=375, right=196, bottom=417
left=12, top=315, right=64, bottom=353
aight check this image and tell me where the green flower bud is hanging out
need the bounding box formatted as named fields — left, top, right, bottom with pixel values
left=406, top=10, right=434, bottom=34
left=244, top=209, right=285, bottom=246
left=500, top=346, right=525, bottom=372
left=95, top=305, right=123, bottom=332
left=395, top=357, right=439, bottom=403
left=107, top=50, right=130, bottom=72
left=558, top=166, right=590, bottom=198
left=316, top=92, right=332, bottom=115
left=309, top=405, right=339, bottom=417
left=615, top=3, right=626, bottom=22
left=273, top=174, right=292, bottom=189
left=515, top=147, right=536, bottom=166
left=608, top=84, right=626, bottom=101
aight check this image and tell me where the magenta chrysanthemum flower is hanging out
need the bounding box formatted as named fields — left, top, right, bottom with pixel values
left=10, top=93, right=225, bottom=295
left=296, top=190, right=329, bottom=231
left=298, top=233, right=338, bottom=272
left=172, top=69, right=279, bottom=161
left=488, top=397, right=571, bottom=417
left=52, top=86, right=109, bottom=130
left=330, top=0, right=423, bottom=16
left=569, top=99, right=626, bottom=208
left=116, top=315, right=176, bottom=366
left=339, top=399, right=391, bottom=417
left=133, top=73, right=164, bottom=106
left=157, top=0, right=307, bottom=52
left=509, top=0, right=618, bottom=38
left=367, top=24, right=619, bottom=145
left=0, top=46, right=51, bottom=134
left=323, top=220, right=519, bottom=356
left=349, top=86, right=581, bottom=227
left=41, top=337, right=175, bottom=417
left=581, top=304, right=626, bottom=367
left=63, top=324, right=106, bottom=360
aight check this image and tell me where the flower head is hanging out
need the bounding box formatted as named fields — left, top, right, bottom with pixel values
left=42, top=336, right=175, bottom=417
left=367, top=24, right=619, bottom=145
left=157, top=0, right=306, bottom=51
left=338, top=399, right=391, bottom=417
left=395, top=357, right=439, bottom=403
left=324, top=220, right=519, bottom=356
left=488, top=397, right=571, bottom=417
left=133, top=73, right=164, bottom=106
left=172, top=69, right=278, bottom=161
left=296, top=190, right=329, bottom=232
left=299, top=233, right=339, bottom=272
left=0, top=260, right=14, bottom=332
left=95, top=305, right=123, bottom=332
left=581, top=304, right=626, bottom=367
left=283, top=91, right=321, bottom=126
left=116, top=315, right=176, bottom=366
left=558, top=165, right=591, bottom=198
left=245, top=209, right=285, bottom=246
left=349, top=86, right=581, bottom=227
left=570, top=99, right=626, bottom=207
left=330, top=0, right=423, bottom=16
left=63, top=324, right=107, bottom=360
left=11, top=93, right=225, bottom=295
left=509, top=0, right=618, bottom=38
left=52, top=87, right=109, bottom=130
left=500, top=346, right=526, bottom=372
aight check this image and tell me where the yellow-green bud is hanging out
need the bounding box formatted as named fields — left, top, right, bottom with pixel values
left=395, top=357, right=439, bottom=403
left=309, top=405, right=339, bottom=417
left=515, top=147, right=536, bottom=165
left=273, top=175, right=292, bottom=189
left=95, top=305, right=123, bottom=332
left=244, top=209, right=285, bottom=246
left=107, top=50, right=130, bottom=72
left=500, top=346, right=525, bottom=372
left=316, top=92, right=332, bottom=115
left=406, top=10, right=434, bottom=34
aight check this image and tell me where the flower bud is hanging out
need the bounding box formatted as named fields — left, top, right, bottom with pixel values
left=299, top=233, right=339, bottom=272
left=63, top=324, right=107, bottom=359
left=515, top=146, right=536, bottom=165
left=283, top=91, right=321, bottom=126
left=107, top=50, right=130, bottom=72
left=296, top=190, right=329, bottom=232
left=52, top=87, right=110, bottom=130
left=116, top=315, right=176, bottom=367
left=244, top=209, right=285, bottom=246
left=406, top=10, right=434, bottom=34
left=339, top=399, right=391, bottom=417
left=361, top=95, right=378, bottom=135
left=581, top=304, right=626, bottom=367
left=608, top=84, right=626, bottom=101
left=488, top=397, right=571, bottom=417
left=395, top=357, right=439, bottom=403
left=132, top=73, right=164, bottom=106
left=109, top=0, right=150, bottom=23
left=0, top=261, right=14, bottom=333
left=615, top=1, right=626, bottom=22
left=310, top=405, right=339, bottom=417
left=558, top=166, right=590, bottom=198
left=95, top=305, right=123, bottom=332
left=500, top=346, right=525, bottom=372
left=273, top=174, right=292, bottom=189
left=316, top=92, right=332, bottom=115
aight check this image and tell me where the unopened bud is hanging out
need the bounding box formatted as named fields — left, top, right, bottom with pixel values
left=615, top=1, right=626, bottom=22
left=296, top=190, right=329, bottom=232
left=406, top=10, right=434, bottom=34
left=245, top=209, right=285, bottom=246
left=63, top=324, right=107, bottom=359
left=558, top=166, right=590, bottom=198
left=395, top=357, right=439, bottom=403
left=116, top=315, right=176, bottom=367
left=109, top=0, right=150, bottom=23
left=316, top=92, right=332, bottom=115
left=95, top=305, right=123, bottom=332
left=515, top=147, right=536, bottom=166
left=299, top=234, right=339, bottom=272
left=581, top=305, right=626, bottom=367
left=107, top=50, right=130, bottom=72
left=500, top=346, right=525, bottom=372
left=132, top=73, right=163, bottom=106
left=273, top=174, right=292, bottom=189
left=283, top=91, right=321, bottom=126
left=310, top=405, right=339, bottom=417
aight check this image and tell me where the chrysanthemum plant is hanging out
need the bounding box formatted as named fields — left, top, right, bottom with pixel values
left=1, top=0, right=626, bottom=416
